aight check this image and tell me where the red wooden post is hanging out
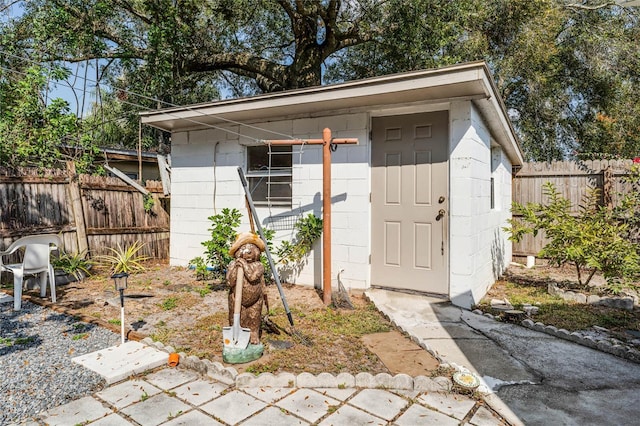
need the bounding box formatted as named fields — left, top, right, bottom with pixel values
left=322, top=128, right=332, bottom=305
left=261, top=131, right=358, bottom=305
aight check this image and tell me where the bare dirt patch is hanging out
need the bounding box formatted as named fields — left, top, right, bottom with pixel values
left=19, top=261, right=441, bottom=376
left=361, top=330, right=440, bottom=376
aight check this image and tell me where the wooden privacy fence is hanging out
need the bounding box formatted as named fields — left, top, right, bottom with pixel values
left=512, top=159, right=636, bottom=259
left=0, top=164, right=169, bottom=259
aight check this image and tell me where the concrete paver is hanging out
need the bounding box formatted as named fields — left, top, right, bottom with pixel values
left=275, top=388, right=340, bottom=423
left=173, top=379, right=227, bottom=406
left=317, top=404, right=386, bottom=426
left=89, top=413, right=133, bottom=426
left=395, top=403, right=459, bottom=426
left=418, top=392, right=477, bottom=420
left=471, top=405, right=506, bottom=426
left=241, top=386, right=295, bottom=403
left=240, top=406, right=309, bottom=425
left=162, top=410, right=223, bottom=426
left=315, top=387, right=357, bottom=401
left=41, top=396, right=112, bottom=426
left=346, top=388, right=408, bottom=421
left=119, top=393, right=192, bottom=426
left=144, top=367, right=198, bottom=390
left=199, top=390, right=267, bottom=424
left=95, top=378, right=161, bottom=409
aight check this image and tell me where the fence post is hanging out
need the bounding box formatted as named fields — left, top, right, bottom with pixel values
left=66, top=162, right=89, bottom=255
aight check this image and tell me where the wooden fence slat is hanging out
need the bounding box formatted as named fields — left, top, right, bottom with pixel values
left=67, top=162, right=89, bottom=255
left=0, top=167, right=170, bottom=260
left=512, top=160, right=636, bottom=259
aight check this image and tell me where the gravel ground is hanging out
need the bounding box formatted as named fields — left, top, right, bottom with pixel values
left=0, top=300, right=119, bottom=424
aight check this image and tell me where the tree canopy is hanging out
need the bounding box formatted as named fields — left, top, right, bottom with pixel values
left=1, top=0, right=639, bottom=163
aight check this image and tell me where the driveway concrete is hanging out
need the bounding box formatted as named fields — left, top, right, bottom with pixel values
left=367, top=288, right=640, bottom=426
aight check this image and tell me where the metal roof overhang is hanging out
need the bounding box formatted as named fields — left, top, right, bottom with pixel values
left=140, top=61, right=523, bottom=166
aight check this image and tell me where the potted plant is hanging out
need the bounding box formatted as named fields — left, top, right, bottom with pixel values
left=52, top=250, right=93, bottom=284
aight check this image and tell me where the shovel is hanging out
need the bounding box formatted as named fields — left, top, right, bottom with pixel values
left=222, top=267, right=251, bottom=349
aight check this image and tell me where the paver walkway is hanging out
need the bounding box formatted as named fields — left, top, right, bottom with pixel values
left=39, top=367, right=502, bottom=425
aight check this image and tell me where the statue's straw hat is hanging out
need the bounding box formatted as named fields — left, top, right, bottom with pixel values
left=229, top=232, right=266, bottom=256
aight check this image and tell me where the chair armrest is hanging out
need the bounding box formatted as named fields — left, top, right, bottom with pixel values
left=0, top=248, right=14, bottom=269
left=0, top=244, right=23, bottom=257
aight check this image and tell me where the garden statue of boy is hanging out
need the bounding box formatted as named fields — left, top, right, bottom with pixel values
left=226, top=232, right=266, bottom=345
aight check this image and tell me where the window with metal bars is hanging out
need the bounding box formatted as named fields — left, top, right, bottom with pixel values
left=246, top=145, right=292, bottom=206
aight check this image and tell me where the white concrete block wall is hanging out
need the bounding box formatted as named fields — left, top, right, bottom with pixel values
left=169, top=103, right=514, bottom=303
left=169, top=114, right=371, bottom=292
left=448, top=101, right=513, bottom=308
left=291, top=117, right=369, bottom=290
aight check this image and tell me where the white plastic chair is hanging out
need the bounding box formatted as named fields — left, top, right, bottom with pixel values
left=0, top=234, right=62, bottom=311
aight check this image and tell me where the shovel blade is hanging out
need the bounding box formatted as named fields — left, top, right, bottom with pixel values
left=222, top=325, right=251, bottom=349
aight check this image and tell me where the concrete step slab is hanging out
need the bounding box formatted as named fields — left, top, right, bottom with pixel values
left=72, top=341, right=168, bottom=384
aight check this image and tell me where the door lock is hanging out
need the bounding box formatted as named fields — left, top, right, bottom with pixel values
left=436, top=209, right=446, bottom=221
left=438, top=196, right=445, bottom=204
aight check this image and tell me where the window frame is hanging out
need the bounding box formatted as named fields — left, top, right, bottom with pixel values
left=245, top=144, right=293, bottom=207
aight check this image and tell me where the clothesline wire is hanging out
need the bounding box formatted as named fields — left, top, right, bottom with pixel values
left=0, top=64, right=267, bottom=144
left=0, top=49, right=301, bottom=142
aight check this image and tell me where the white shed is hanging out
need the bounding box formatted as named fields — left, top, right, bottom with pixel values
left=140, top=61, right=523, bottom=309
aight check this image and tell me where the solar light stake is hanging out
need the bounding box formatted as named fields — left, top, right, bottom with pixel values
left=111, top=272, right=129, bottom=344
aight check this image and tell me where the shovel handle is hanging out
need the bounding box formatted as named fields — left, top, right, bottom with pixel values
left=234, top=265, right=243, bottom=317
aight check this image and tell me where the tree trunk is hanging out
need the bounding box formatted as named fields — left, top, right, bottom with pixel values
left=282, top=11, right=324, bottom=90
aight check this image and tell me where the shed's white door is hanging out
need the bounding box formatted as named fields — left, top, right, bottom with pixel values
left=371, top=111, right=449, bottom=295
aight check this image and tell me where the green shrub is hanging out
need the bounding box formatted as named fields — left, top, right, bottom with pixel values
left=200, top=208, right=242, bottom=280
left=276, top=214, right=323, bottom=264
left=52, top=250, right=93, bottom=280
left=507, top=182, right=640, bottom=291
left=97, top=241, right=149, bottom=274
left=195, top=209, right=321, bottom=284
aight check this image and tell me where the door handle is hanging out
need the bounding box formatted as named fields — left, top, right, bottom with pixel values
left=436, top=209, right=446, bottom=221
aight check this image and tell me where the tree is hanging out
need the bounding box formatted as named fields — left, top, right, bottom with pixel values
left=12, top=1, right=384, bottom=93
left=5, top=1, right=392, bottom=149
left=0, top=65, right=98, bottom=172
left=327, top=0, right=640, bottom=161
left=3, top=0, right=639, bottom=159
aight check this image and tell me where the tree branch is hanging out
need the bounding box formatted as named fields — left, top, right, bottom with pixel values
left=0, top=0, right=22, bottom=14
left=276, top=0, right=296, bottom=20
left=113, top=0, right=152, bottom=25
left=188, top=52, right=287, bottom=90
left=564, top=2, right=616, bottom=10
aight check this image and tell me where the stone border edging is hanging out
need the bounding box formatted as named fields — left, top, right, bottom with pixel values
left=140, top=337, right=454, bottom=391
left=547, top=283, right=637, bottom=311
left=472, top=310, right=640, bottom=363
